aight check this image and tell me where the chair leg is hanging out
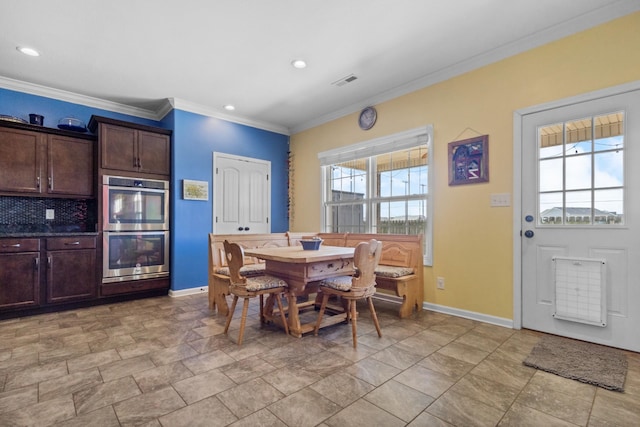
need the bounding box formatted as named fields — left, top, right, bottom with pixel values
left=368, top=297, right=382, bottom=338
left=237, top=298, right=250, bottom=346
left=314, top=292, right=330, bottom=336
left=350, top=300, right=358, bottom=348
left=259, top=294, right=265, bottom=324
left=224, top=295, right=239, bottom=334
left=275, top=292, right=289, bottom=336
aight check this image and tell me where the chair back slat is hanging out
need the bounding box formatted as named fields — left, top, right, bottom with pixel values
left=352, top=239, right=382, bottom=289
left=223, top=240, right=247, bottom=285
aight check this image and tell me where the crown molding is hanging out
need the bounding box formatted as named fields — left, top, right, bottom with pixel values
left=168, top=98, right=290, bottom=135
left=0, top=76, right=160, bottom=121
left=290, top=0, right=640, bottom=134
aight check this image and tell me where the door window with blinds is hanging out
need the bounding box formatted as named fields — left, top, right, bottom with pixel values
left=538, top=112, right=624, bottom=226
left=318, top=126, right=433, bottom=264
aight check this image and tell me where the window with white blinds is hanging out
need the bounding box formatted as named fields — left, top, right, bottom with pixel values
left=318, top=126, right=433, bottom=265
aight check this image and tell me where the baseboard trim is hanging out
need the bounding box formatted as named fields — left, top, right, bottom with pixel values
left=169, top=286, right=208, bottom=298
left=373, top=294, right=513, bottom=329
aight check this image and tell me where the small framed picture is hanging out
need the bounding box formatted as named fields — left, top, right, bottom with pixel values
left=183, top=179, right=209, bottom=201
left=448, top=135, right=489, bottom=185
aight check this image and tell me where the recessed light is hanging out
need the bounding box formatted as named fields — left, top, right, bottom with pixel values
left=16, top=46, right=40, bottom=57
left=223, top=105, right=235, bottom=111
left=291, top=59, right=307, bottom=69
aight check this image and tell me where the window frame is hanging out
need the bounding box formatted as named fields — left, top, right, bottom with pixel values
left=318, top=126, right=434, bottom=265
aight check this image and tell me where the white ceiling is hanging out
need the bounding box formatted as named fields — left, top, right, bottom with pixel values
left=1, top=0, right=638, bottom=134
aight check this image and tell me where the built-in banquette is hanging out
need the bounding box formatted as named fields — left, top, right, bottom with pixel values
left=208, top=232, right=424, bottom=318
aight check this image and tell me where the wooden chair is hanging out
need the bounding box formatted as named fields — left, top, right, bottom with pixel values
left=222, top=240, right=289, bottom=345
left=314, top=239, right=383, bottom=348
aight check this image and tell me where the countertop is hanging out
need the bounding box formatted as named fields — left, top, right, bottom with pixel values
left=0, top=232, right=99, bottom=238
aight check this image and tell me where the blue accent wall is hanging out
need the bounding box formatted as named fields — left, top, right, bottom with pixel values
left=170, top=109, right=290, bottom=291
left=0, top=88, right=290, bottom=293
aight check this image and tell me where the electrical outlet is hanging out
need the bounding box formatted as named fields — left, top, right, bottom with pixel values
left=437, top=276, right=445, bottom=290
left=45, top=209, right=55, bottom=220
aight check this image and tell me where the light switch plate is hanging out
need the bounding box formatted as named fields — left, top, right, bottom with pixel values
left=490, top=193, right=511, bottom=207
left=46, top=209, right=55, bottom=220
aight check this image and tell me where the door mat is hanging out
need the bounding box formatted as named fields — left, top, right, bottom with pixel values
left=523, top=334, right=627, bottom=392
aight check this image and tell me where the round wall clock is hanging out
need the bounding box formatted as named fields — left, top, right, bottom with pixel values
left=358, top=106, right=377, bottom=130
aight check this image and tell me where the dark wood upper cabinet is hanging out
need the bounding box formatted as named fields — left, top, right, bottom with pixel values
left=0, top=128, right=43, bottom=194
left=89, top=116, right=171, bottom=178
left=0, top=122, right=95, bottom=198
left=47, top=135, right=94, bottom=197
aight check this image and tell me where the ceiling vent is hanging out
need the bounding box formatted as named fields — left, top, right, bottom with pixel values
left=331, top=74, right=358, bottom=87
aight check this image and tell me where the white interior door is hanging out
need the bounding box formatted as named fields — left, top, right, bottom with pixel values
left=213, top=153, right=271, bottom=234
left=521, top=88, right=640, bottom=352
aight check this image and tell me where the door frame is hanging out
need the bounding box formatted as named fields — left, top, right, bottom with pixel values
left=512, top=80, right=640, bottom=330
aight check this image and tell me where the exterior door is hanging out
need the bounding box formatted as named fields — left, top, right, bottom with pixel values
left=213, top=153, right=270, bottom=234
left=521, top=88, right=640, bottom=352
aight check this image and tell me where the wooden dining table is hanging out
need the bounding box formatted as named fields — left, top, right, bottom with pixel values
left=243, top=245, right=355, bottom=337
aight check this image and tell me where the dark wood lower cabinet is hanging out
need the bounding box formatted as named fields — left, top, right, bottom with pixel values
left=46, top=237, right=96, bottom=304
left=0, top=251, right=40, bottom=310
left=0, top=235, right=169, bottom=318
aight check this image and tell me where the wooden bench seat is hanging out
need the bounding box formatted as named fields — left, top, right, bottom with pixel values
left=344, top=233, right=423, bottom=318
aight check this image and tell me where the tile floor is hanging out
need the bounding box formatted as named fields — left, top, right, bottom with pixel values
left=0, top=293, right=638, bottom=427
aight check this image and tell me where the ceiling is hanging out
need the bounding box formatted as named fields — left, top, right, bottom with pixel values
left=1, top=1, right=638, bottom=135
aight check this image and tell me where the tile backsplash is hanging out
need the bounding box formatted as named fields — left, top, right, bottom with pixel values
left=0, top=196, right=96, bottom=233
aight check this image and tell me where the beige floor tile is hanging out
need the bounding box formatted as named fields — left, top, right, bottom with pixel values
left=160, top=396, right=238, bottom=427
left=262, top=366, right=324, bottom=395
left=228, top=408, right=287, bottom=427
left=38, top=368, right=102, bottom=402
left=268, top=388, right=342, bottom=427
left=324, top=398, right=405, bottom=427
left=498, top=402, right=577, bottom=427
left=217, top=377, right=284, bottom=418
left=99, top=354, right=156, bottom=382
left=133, top=361, right=193, bottom=393
left=0, top=395, right=76, bottom=427
left=0, top=384, right=38, bottom=414
left=516, top=379, right=593, bottom=426
left=395, top=364, right=456, bottom=398
left=113, top=386, right=186, bottom=426
left=310, top=372, right=375, bottom=407
left=364, top=379, right=434, bottom=422
left=418, top=351, right=475, bottom=381
left=370, top=344, right=424, bottom=370
left=54, top=406, right=121, bottom=427
left=427, top=389, right=505, bottom=427
left=73, top=376, right=141, bottom=415
left=344, top=356, right=401, bottom=386
left=172, top=368, right=236, bottom=404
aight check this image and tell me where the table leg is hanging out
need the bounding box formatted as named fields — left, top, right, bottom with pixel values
left=286, top=293, right=303, bottom=338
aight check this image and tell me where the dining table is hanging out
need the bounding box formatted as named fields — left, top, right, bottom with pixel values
left=243, top=245, right=355, bottom=337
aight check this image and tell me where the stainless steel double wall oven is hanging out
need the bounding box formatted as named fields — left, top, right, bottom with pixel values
left=102, top=175, right=169, bottom=283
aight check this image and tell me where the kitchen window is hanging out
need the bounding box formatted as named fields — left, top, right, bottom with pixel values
left=318, top=126, right=433, bottom=265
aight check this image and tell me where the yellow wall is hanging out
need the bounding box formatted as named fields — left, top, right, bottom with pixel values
left=289, top=13, right=640, bottom=320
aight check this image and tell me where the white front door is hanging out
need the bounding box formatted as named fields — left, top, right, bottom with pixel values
left=521, top=87, right=640, bottom=352
left=213, top=153, right=271, bottom=234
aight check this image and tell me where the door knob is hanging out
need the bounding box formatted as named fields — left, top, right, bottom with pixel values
left=524, top=230, right=534, bottom=238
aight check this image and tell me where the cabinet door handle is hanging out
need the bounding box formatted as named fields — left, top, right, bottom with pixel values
left=36, top=176, right=40, bottom=189
left=65, top=241, right=81, bottom=246
left=2, top=243, right=21, bottom=248
left=137, top=157, right=142, bottom=168
left=48, top=176, right=52, bottom=189
left=34, top=257, right=39, bottom=269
